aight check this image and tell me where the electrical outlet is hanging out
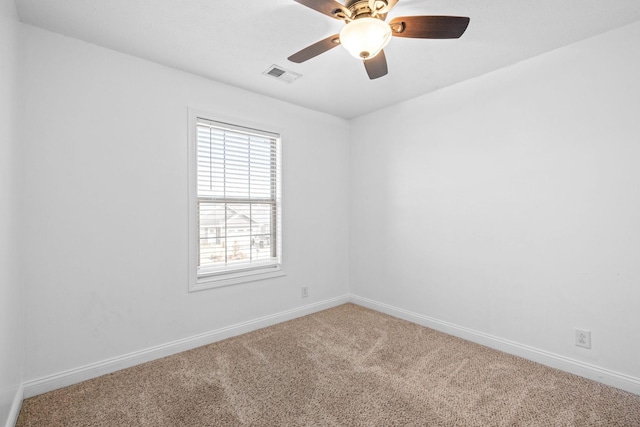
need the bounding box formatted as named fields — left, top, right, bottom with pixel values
left=575, top=328, right=591, bottom=349
left=301, top=287, right=308, bottom=298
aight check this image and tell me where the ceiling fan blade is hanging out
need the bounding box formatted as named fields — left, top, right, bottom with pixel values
left=288, top=34, right=341, bottom=63
left=389, top=16, right=470, bottom=39
left=364, top=50, right=388, bottom=80
left=294, top=0, right=351, bottom=19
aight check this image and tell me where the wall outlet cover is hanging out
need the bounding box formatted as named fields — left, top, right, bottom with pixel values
left=575, top=328, right=591, bottom=349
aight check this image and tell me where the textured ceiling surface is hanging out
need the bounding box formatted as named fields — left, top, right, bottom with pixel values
left=14, top=0, right=640, bottom=119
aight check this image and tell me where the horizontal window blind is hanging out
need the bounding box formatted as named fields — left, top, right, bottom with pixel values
left=195, top=118, right=281, bottom=278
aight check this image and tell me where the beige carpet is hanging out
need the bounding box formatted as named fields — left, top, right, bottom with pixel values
left=17, top=303, right=640, bottom=426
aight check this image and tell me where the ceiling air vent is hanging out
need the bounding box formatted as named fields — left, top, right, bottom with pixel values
left=262, top=65, right=302, bottom=83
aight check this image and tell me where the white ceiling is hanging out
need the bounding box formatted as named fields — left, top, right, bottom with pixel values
left=14, top=0, right=640, bottom=119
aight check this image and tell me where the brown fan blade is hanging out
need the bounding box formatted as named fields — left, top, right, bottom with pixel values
left=364, top=50, right=388, bottom=80
left=389, top=16, right=470, bottom=39
left=294, top=0, right=351, bottom=20
left=288, top=34, right=341, bottom=63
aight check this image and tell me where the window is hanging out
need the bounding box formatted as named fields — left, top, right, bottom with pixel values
left=188, top=111, right=282, bottom=291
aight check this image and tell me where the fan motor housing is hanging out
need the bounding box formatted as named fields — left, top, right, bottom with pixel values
left=344, top=1, right=377, bottom=20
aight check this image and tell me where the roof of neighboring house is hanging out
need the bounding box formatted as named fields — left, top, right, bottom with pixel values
left=199, top=204, right=264, bottom=228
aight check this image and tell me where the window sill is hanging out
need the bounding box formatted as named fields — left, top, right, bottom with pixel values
left=189, top=266, right=285, bottom=292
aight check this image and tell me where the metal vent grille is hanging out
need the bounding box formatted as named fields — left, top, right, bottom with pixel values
left=262, top=65, right=302, bottom=83
left=267, top=68, right=286, bottom=78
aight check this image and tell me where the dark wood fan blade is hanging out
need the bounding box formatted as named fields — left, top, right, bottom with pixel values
left=364, top=50, right=388, bottom=80
left=288, top=34, right=341, bottom=63
left=294, top=0, right=351, bottom=19
left=389, top=16, right=470, bottom=39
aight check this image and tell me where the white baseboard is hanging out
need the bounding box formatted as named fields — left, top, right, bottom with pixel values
left=350, top=295, right=640, bottom=396
left=4, top=384, right=23, bottom=427
left=23, top=295, right=349, bottom=398
left=20, top=293, right=640, bottom=402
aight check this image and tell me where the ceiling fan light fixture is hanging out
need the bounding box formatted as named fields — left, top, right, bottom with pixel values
left=339, top=17, right=391, bottom=60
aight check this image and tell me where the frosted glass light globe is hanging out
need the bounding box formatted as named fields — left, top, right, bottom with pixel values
left=340, top=17, right=392, bottom=60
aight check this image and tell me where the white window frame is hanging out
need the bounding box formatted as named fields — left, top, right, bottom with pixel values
left=188, top=108, right=284, bottom=291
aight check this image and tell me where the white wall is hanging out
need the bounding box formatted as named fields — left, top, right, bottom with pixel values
left=12, top=9, right=640, bottom=404
left=0, top=0, right=23, bottom=425
left=19, top=24, right=350, bottom=383
left=350, top=21, right=640, bottom=381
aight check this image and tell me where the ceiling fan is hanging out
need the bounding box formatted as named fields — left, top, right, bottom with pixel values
left=288, top=0, right=470, bottom=79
